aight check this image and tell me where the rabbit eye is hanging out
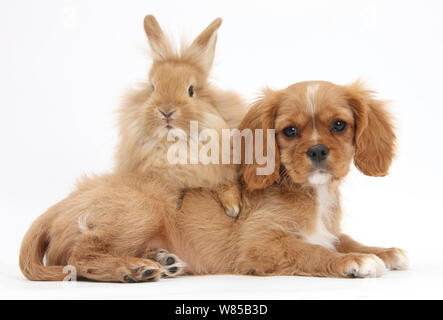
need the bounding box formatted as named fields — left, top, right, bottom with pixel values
left=188, top=85, right=194, bottom=97
left=151, top=85, right=155, bottom=92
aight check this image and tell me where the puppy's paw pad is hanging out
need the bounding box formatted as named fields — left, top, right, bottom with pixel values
left=147, top=249, right=186, bottom=278
left=120, top=259, right=162, bottom=283
left=123, top=275, right=137, bottom=283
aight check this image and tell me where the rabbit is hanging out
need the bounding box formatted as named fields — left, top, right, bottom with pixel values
left=115, top=15, right=248, bottom=217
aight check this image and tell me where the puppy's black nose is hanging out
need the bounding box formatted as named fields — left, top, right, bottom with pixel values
left=307, top=144, right=329, bottom=163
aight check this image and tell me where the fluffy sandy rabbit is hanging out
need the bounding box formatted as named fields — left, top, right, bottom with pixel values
left=115, top=15, right=247, bottom=217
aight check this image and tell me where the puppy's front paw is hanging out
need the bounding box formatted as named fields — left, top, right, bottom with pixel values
left=336, top=254, right=386, bottom=278
left=217, top=183, right=242, bottom=218
left=376, top=248, right=409, bottom=270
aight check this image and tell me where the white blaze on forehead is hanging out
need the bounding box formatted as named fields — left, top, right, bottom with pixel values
left=306, top=83, right=320, bottom=142
left=306, top=83, right=320, bottom=113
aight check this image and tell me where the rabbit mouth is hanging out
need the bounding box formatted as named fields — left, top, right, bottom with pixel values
left=164, top=119, right=174, bottom=129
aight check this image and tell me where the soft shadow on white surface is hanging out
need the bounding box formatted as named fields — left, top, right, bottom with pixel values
left=1, top=257, right=441, bottom=300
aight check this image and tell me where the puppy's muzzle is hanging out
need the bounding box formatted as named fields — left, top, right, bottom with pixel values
left=307, top=144, right=329, bottom=164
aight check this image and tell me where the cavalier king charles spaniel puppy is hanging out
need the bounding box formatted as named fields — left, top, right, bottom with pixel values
left=19, top=80, right=408, bottom=282
left=237, top=80, right=408, bottom=277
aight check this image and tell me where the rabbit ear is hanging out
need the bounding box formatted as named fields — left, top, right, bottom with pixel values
left=182, top=18, right=222, bottom=75
left=143, top=15, right=174, bottom=60
left=239, top=89, right=281, bottom=191
left=345, top=80, right=396, bottom=177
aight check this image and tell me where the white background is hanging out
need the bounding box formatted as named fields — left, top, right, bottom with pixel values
left=1, top=0, right=442, bottom=299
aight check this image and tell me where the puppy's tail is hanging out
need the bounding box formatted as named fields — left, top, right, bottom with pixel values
left=19, top=209, right=66, bottom=281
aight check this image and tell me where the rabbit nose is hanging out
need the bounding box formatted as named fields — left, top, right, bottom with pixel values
left=159, top=110, right=176, bottom=119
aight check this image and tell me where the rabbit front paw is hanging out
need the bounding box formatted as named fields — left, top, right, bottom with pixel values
left=217, top=182, right=242, bottom=218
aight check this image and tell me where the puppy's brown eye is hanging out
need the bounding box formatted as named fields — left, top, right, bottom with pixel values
left=283, top=126, right=298, bottom=138
left=188, top=85, right=194, bottom=97
left=331, top=120, right=347, bottom=132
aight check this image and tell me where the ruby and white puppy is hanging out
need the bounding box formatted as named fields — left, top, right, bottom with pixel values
left=19, top=80, right=408, bottom=282
left=238, top=80, right=409, bottom=277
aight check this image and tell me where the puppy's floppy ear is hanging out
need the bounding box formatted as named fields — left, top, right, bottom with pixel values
left=239, top=89, right=281, bottom=191
left=144, top=15, right=174, bottom=60
left=345, top=80, right=396, bottom=177
left=182, top=18, right=222, bottom=76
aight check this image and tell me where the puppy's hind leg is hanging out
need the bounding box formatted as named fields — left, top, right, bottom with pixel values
left=144, top=248, right=186, bottom=278
left=68, top=234, right=163, bottom=283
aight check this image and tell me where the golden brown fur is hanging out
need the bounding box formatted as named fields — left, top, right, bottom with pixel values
left=116, top=15, right=247, bottom=216
left=19, top=80, right=408, bottom=282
